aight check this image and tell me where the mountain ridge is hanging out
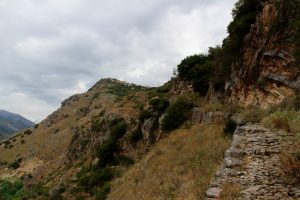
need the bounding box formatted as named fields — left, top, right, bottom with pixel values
left=0, top=110, right=34, bottom=140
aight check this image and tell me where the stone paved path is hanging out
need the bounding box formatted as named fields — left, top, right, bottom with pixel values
left=206, top=124, right=300, bottom=200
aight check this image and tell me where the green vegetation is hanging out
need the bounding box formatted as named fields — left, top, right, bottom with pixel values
left=225, top=0, right=257, bottom=59
left=149, top=97, right=170, bottom=113
left=78, top=167, right=113, bottom=192
left=176, top=0, right=261, bottom=96
left=138, top=110, right=152, bottom=122
left=177, top=54, right=212, bottom=95
left=128, top=128, right=143, bottom=145
left=147, top=80, right=173, bottom=99
left=0, top=179, right=23, bottom=200
left=260, top=95, right=300, bottom=185
left=95, top=183, right=111, bottom=200
left=161, top=97, right=193, bottom=132
left=0, top=179, right=49, bottom=200
left=74, top=117, right=131, bottom=199
left=105, top=82, right=145, bottom=97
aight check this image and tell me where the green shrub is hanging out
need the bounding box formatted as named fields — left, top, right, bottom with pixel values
left=139, top=110, right=152, bottom=122
left=11, top=182, right=49, bottom=199
left=9, top=158, right=22, bottom=170
left=110, top=121, right=127, bottom=140
left=0, top=179, right=23, bottom=200
left=149, top=98, right=170, bottom=113
left=96, top=139, right=118, bottom=167
left=128, top=128, right=143, bottom=145
left=24, top=129, right=32, bottom=135
left=177, top=54, right=212, bottom=95
left=95, top=183, right=111, bottom=200
left=161, top=98, right=193, bottom=132
left=78, top=168, right=113, bottom=192
left=96, top=118, right=127, bottom=167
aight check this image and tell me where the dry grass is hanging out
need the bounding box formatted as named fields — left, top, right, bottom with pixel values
left=262, top=110, right=300, bottom=185
left=262, top=110, right=300, bottom=133
left=107, top=124, right=231, bottom=200
left=280, top=152, right=300, bottom=185
left=242, top=107, right=268, bottom=123
left=220, top=183, right=241, bottom=200
left=0, top=82, right=148, bottom=181
left=202, top=103, right=224, bottom=112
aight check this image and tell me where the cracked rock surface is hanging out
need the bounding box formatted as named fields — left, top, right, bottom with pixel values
left=206, top=124, right=300, bottom=200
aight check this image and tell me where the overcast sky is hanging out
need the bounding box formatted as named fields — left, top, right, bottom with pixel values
left=0, top=0, right=236, bottom=122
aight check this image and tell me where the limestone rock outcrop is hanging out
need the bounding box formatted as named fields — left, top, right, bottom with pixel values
left=227, top=0, right=299, bottom=108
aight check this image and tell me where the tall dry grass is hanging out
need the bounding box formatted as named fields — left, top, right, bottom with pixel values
left=107, top=124, right=230, bottom=200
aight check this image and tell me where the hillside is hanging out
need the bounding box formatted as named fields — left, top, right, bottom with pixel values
left=0, top=110, right=34, bottom=141
left=0, top=0, right=299, bottom=200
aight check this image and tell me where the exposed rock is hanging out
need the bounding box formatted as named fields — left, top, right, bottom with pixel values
left=171, top=78, right=193, bottom=96
left=206, top=187, right=222, bottom=198
left=192, top=108, right=224, bottom=124
left=227, top=0, right=299, bottom=108
left=230, top=114, right=246, bottom=126
left=142, top=116, right=159, bottom=145
left=206, top=124, right=300, bottom=199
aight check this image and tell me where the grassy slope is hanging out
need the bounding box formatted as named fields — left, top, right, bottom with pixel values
left=108, top=124, right=230, bottom=200
left=0, top=80, right=148, bottom=181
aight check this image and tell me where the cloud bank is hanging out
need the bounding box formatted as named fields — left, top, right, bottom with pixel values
left=0, top=0, right=236, bottom=121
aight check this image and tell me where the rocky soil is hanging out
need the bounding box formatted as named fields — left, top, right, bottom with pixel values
left=206, top=124, right=300, bottom=200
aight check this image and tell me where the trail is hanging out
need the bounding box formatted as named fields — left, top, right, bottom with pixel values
left=206, top=124, right=300, bottom=199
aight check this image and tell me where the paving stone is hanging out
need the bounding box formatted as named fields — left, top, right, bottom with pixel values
left=206, top=124, right=299, bottom=200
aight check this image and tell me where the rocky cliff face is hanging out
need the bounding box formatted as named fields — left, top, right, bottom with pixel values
left=226, top=0, right=300, bottom=108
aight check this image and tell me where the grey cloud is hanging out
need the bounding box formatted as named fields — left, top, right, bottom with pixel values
left=0, top=0, right=236, bottom=121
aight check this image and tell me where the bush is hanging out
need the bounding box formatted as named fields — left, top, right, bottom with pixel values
left=139, top=110, right=152, bottom=122
left=95, top=183, right=111, bottom=200
left=242, top=107, right=267, bottom=123
left=0, top=179, right=23, bottom=200
left=161, top=98, right=193, bottom=132
left=96, top=139, right=118, bottom=168
left=149, top=98, right=170, bottom=113
left=262, top=111, right=298, bottom=132
left=177, top=54, right=212, bottom=95
left=96, top=118, right=127, bottom=167
left=78, top=168, right=113, bottom=192
left=128, top=128, right=143, bottom=145
left=24, top=129, right=32, bottom=135
left=224, top=117, right=237, bottom=136
left=110, top=121, right=127, bottom=140
left=9, top=158, right=22, bottom=170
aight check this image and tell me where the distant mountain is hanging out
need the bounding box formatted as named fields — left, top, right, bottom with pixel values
left=0, top=110, right=34, bottom=140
